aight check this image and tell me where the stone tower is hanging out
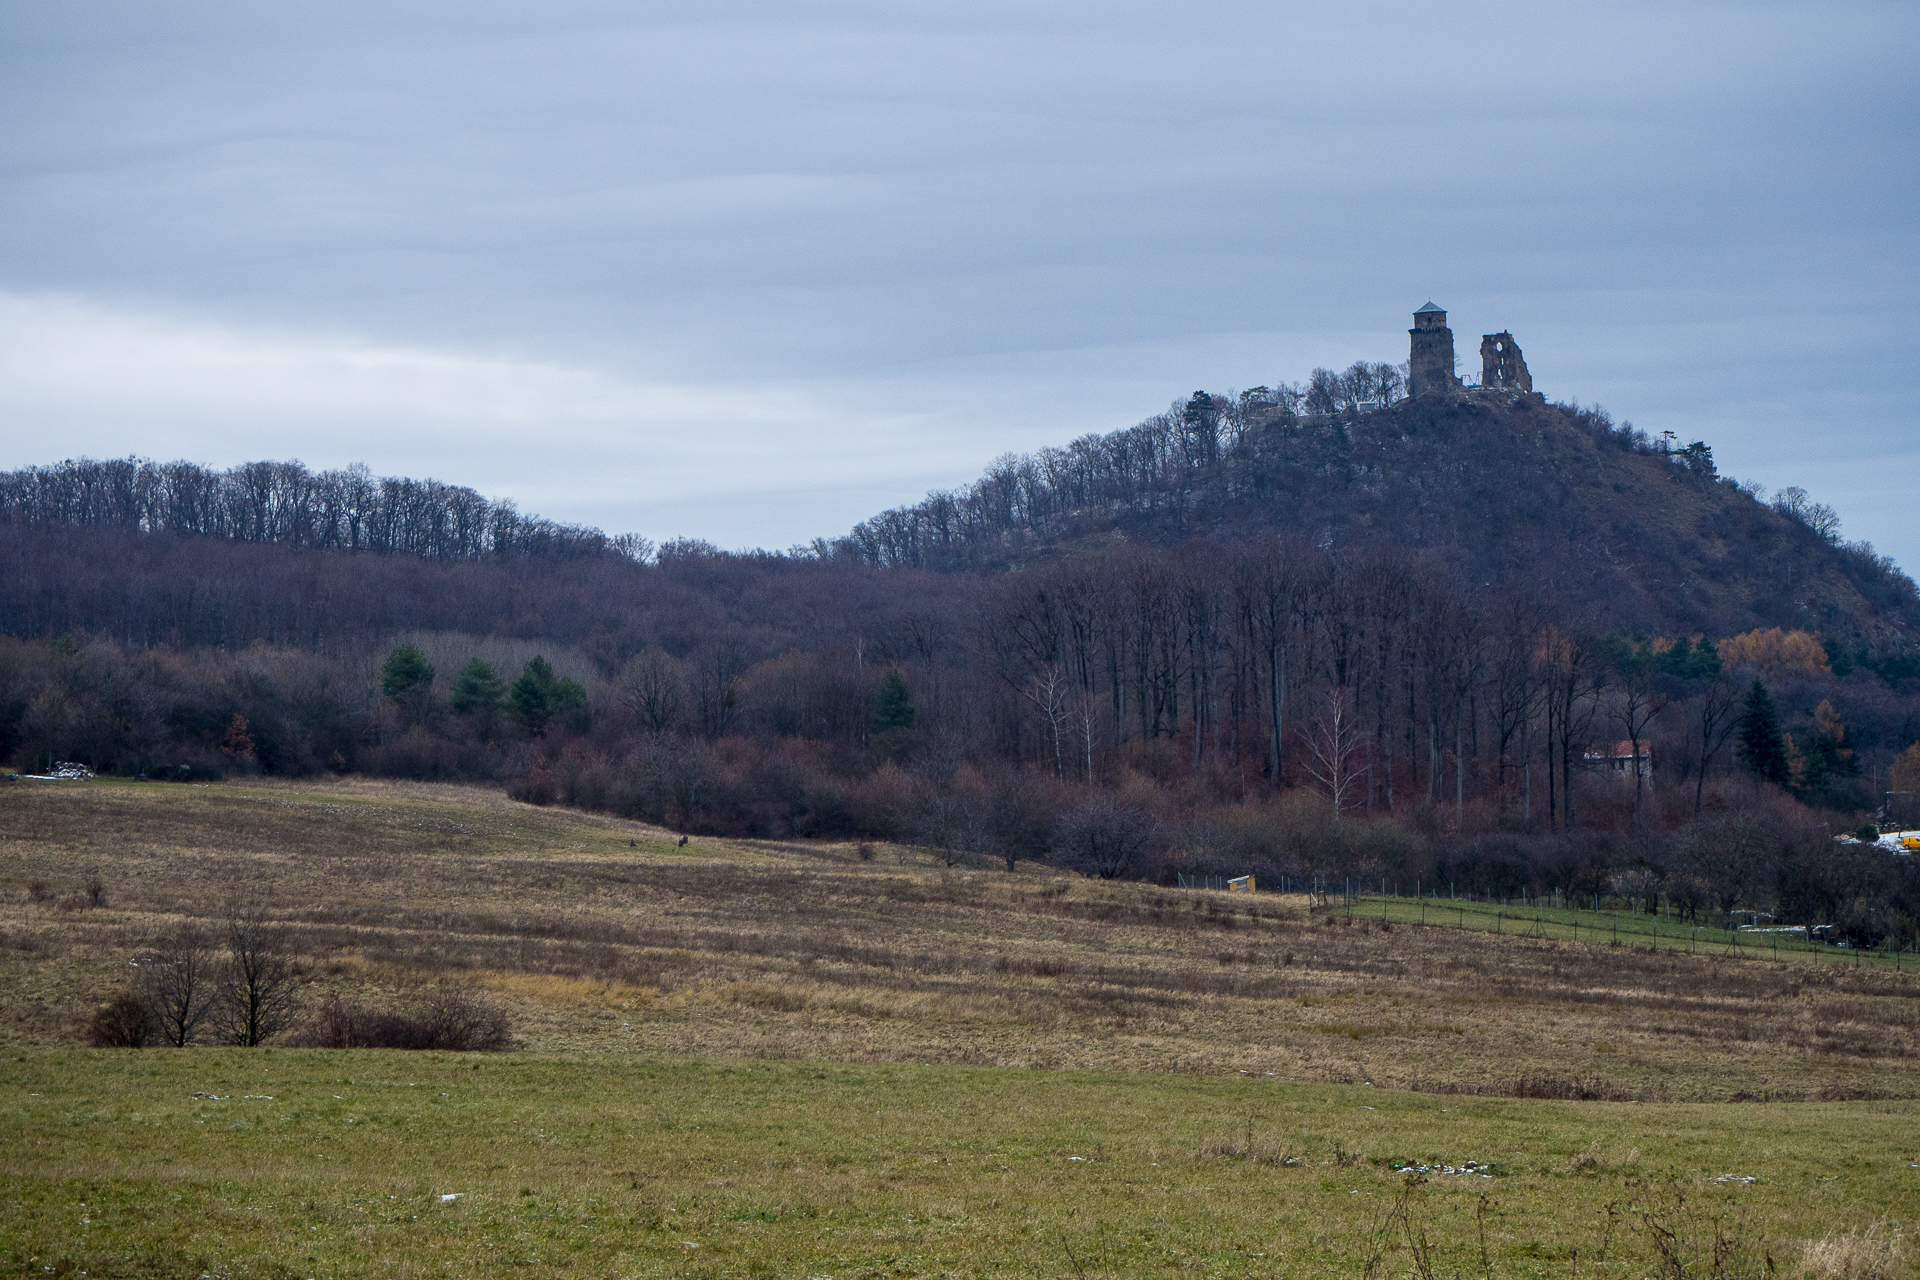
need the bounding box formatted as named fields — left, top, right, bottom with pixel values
left=1480, top=331, right=1531, bottom=391
left=1408, top=302, right=1458, bottom=398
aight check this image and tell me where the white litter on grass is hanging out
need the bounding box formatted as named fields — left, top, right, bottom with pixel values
left=1712, top=1175, right=1757, bottom=1185
left=242, top=1095, right=274, bottom=1100
left=192, top=1093, right=229, bottom=1101
left=1066, top=1156, right=1087, bottom=1161
left=22, top=762, right=94, bottom=780
left=1390, top=1160, right=1495, bottom=1178
left=440, top=1194, right=462, bottom=1202
left=681, top=1242, right=700, bottom=1249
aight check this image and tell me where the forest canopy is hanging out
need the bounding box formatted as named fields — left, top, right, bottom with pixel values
left=3, top=382, right=1918, bottom=948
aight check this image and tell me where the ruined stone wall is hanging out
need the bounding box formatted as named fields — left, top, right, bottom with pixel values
left=1480, top=331, right=1531, bottom=391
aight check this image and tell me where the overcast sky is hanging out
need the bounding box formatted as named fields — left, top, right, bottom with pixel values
left=2, top=2, right=1915, bottom=569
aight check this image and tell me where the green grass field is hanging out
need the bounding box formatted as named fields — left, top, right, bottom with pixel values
left=1336, top=894, right=1919, bottom=971
left=4, top=1050, right=1916, bottom=1279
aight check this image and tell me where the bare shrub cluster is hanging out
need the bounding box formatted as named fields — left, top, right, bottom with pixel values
left=297, top=989, right=515, bottom=1051
left=87, top=907, right=302, bottom=1048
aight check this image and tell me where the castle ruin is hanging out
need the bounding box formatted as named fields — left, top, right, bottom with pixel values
left=1408, top=302, right=1456, bottom=398
left=1480, top=331, right=1531, bottom=391
left=1408, top=303, right=1534, bottom=397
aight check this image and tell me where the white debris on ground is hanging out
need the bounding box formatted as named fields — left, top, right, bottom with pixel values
left=439, top=1194, right=462, bottom=1202
left=19, top=761, right=94, bottom=780
left=1390, top=1160, right=1495, bottom=1178
left=1712, top=1175, right=1757, bottom=1184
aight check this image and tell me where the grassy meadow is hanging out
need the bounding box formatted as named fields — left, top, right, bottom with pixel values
left=4, top=1050, right=1917, bottom=1279
left=1335, top=894, right=1920, bottom=972
left=2, top=775, right=1917, bottom=1277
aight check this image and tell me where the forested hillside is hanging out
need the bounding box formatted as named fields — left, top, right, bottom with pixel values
left=839, top=387, right=1918, bottom=648
left=3, top=385, right=1919, bottom=948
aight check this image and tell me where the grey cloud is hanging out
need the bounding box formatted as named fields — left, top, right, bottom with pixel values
left=0, top=1, right=1914, bottom=565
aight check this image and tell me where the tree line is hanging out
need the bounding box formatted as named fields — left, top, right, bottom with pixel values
left=6, top=532, right=1917, bottom=943
left=0, top=455, right=646, bottom=562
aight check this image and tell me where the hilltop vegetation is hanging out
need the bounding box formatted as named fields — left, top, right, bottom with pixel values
left=841, top=388, right=1917, bottom=648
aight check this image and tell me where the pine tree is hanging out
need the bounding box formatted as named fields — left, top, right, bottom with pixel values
left=380, top=644, right=435, bottom=701
left=511, top=656, right=585, bottom=735
left=511, top=657, right=558, bottom=733
left=872, top=669, right=915, bottom=733
left=451, top=659, right=506, bottom=719
left=1735, top=679, right=1790, bottom=786
left=380, top=644, right=436, bottom=725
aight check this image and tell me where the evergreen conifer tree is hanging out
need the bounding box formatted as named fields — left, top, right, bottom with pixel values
left=872, top=669, right=915, bottom=732
left=1735, top=678, right=1790, bottom=786
left=380, top=644, right=434, bottom=701
left=511, top=656, right=586, bottom=734
left=451, top=659, right=506, bottom=719
left=380, top=644, right=436, bottom=724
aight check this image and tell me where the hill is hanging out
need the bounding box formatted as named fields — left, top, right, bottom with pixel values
left=2, top=391, right=1919, bottom=940
left=838, top=389, right=1919, bottom=649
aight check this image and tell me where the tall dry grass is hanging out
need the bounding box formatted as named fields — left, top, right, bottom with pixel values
left=1801, top=1222, right=1912, bottom=1280
left=4, top=777, right=1918, bottom=1099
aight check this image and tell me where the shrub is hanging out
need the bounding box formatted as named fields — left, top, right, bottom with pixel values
left=298, top=988, right=515, bottom=1051
left=510, top=768, right=558, bottom=806
left=87, top=989, right=156, bottom=1047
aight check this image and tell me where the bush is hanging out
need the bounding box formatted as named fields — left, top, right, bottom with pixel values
left=510, top=768, right=558, bottom=806
left=87, top=989, right=156, bottom=1047
left=298, top=988, right=515, bottom=1051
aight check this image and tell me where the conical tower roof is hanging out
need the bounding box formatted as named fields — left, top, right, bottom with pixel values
left=1414, top=301, right=1445, bottom=314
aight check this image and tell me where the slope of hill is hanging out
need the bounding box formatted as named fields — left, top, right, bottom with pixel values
left=8, top=776, right=1915, bottom=1098
left=838, top=390, right=1919, bottom=647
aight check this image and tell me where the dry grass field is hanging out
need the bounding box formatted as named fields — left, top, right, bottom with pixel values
left=3, top=777, right=1919, bottom=1278
left=3, top=776, right=1917, bottom=1102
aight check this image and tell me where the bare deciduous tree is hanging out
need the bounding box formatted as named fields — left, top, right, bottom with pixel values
left=1608, top=658, right=1667, bottom=810
left=211, top=905, right=301, bottom=1047
left=1540, top=628, right=1606, bottom=831
left=986, top=770, right=1054, bottom=873
left=1023, top=663, right=1071, bottom=776
left=135, top=929, right=219, bottom=1047
left=615, top=648, right=685, bottom=732
left=1692, top=677, right=1742, bottom=816
left=1304, top=686, right=1363, bottom=814
left=1056, top=793, right=1153, bottom=879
